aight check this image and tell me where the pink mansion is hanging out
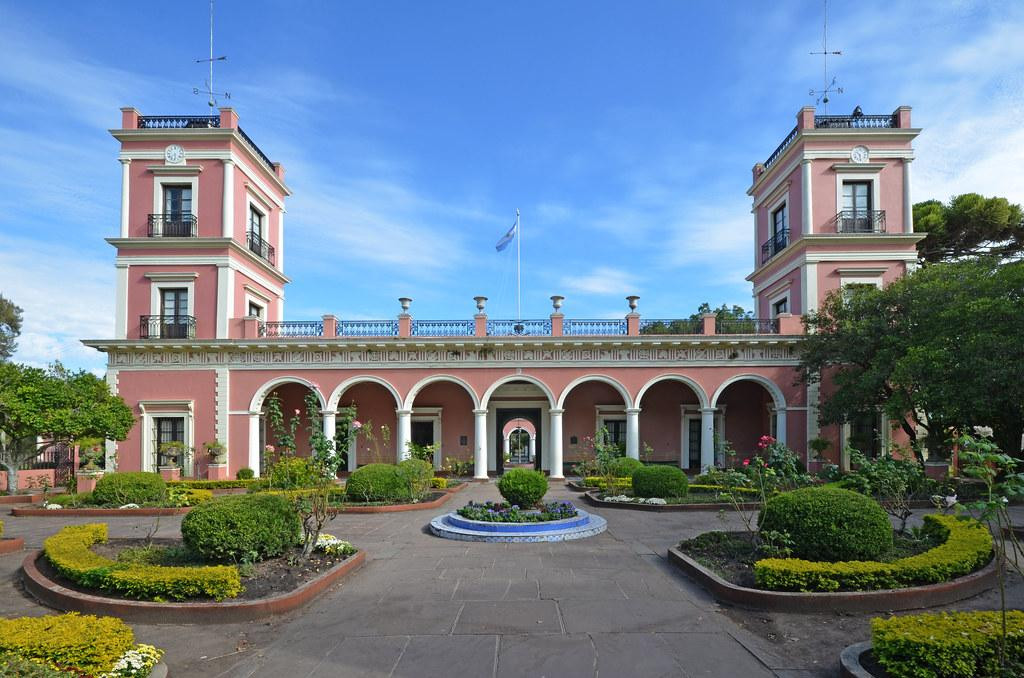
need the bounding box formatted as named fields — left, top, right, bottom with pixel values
left=84, top=105, right=922, bottom=479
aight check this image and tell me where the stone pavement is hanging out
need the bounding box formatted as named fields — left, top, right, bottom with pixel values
left=1, top=483, right=842, bottom=677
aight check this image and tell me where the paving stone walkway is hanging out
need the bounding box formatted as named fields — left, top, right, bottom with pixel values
left=0, top=483, right=874, bottom=677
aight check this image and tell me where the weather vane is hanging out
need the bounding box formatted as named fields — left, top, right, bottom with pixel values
left=809, top=0, right=842, bottom=113
left=194, top=0, right=230, bottom=109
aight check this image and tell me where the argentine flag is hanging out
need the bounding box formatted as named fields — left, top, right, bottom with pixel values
left=495, top=221, right=517, bottom=252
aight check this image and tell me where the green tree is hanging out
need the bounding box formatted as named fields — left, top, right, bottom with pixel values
left=0, top=294, right=23, bottom=361
left=0, top=362, right=134, bottom=494
left=640, top=302, right=752, bottom=334
left=914, top=193, right=1024, bottom=263
left=799, top=257, right=1024, bottom=459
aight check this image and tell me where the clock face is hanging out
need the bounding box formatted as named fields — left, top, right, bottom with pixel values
left=850, top=146, right=870, bottom=164
left=164, top=144, right=185, bottom=165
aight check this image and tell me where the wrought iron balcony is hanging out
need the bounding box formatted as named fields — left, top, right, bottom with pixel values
left=338, top=320, right=399, bottom=337
left=412, top=320, right=475, bottom=337
left=259, top=321, right=323, bottom=338
left=715, top=318, right=779, bottom=335
left=833, top=210, right=886, bottom=234
left=761, top=228, right=789, bottom=264
left=639, top=318, right=704, bottom=335
left=814, top=114, right=898, bottom=129
left=137, top=115, right=221, bottom=129
left=564, top=319, right=628, bottom=336
left=246, top=231, right=275, bottom=264
left=147, top=213, right=197, bottom=237
left=487, top=319, right=553, bottom=336
left=140, top=315, right=196, bottom=339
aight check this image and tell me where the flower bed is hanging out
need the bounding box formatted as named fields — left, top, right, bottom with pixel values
left=168, top=479, right=260, bottom=490
left=0, top=612, right=163, bottom=677
left=457, top=500, right=577, bottom=523
left=13, top=484, right=214, bottom=516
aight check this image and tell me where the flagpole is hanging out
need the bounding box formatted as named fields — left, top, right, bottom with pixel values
left=515, top=208, right=521, bottom=322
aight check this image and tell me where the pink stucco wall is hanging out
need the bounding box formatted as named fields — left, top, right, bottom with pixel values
left=336, top=382, right=399, bottom=465
left=409, top=381, right=476, bottom=463
left=636, top=379, right=700, bottom=462
left=719, top=380, right=773, bottom=460
left=125, top=263, right=219, bottom=339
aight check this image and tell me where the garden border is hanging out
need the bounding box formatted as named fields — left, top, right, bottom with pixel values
left=21, top=548, right=366, bottom=624
left=0, top=493, right=43, bottom=505
left=839, top=641, right=877, bottom=678
left=334, top=489, right=454, bottom=513
left=11, top=506, right=193, bottom=517
left=667, top=545, right=997, bottom=613
left=0, top=537, right=25, bottom=555
left=583, top=490, right=761, bottom=512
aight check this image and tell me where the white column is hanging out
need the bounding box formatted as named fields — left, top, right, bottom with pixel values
left=119, top=159, right=131, bottom=237
left=322, top=410, right=336, bottom=456
left=396, top=409, right=412, bottom=461
left=528, top=435, right=536, bottom=461
left=625, top=407, right=641, bottom=459
left=222, top=159, right=235, bottom=238
left=215, top=264, right=232, bottom=339
left=248, top=412, right=261, bottom=477
left=902, top=158, right=914, bottom=234
left=801, top=158, right=813, bottom=234
left=503, top=435, right=510, bottom=459
left=473, top=409, right=489, bottom=479
left=548, top=408, right=564, bottom=479
left=775, top=408, right=788, bottom=447
left=114, top=264, right=129, bottom=339
left=700, top=408, right=716, bottom=471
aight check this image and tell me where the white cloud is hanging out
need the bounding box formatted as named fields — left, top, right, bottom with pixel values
left=561, top=266, right=638, bottom=296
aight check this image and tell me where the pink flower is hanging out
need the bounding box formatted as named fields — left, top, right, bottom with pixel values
left=742, top=458, right=750, bottom=466
left=351, top=420, right=363, bottom=430
left=294, top=408, right=301, bottom=415
left=264, top=444, right=275, bottom=453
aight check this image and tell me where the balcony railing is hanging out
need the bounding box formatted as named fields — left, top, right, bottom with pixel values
left=237, top=127, right=276, bottom=172
left=715, top=318, right=780, bottom=335
left=147, top=213, right=197, bottom=237
left=247, top=231, right=275, bottom=264
left=564, top=319, right=628, bottom=336
left=338, top=320, right=399, bottom=337
left=763, top=125, right=799, bottom=172
left=639, top=318, right=704, bottom=335
left=412, top=320, right=475, bottom=337
left=137, top=115, right=220, bottom=129
left=140, top=315, right=196, bottom=339
left=761, top=228, right=789, bottom=263
left=814, top=114, right=898, bottom=129
left=259, top=321, right=323, bottom=338
left=487, top=319, right=553, bottom=336
left=833, top=210, right=886, bottom=234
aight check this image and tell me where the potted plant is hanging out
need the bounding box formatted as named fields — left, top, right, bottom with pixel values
left=75, top=437, right=106, bottom=493
left=157, top=441, right=186, bottom=480
left=204, top=440, right=228, bottom=479
left=808, top=437, right=830, bottom=461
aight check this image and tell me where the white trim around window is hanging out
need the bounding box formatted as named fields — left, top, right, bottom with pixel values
left=410, top=407, right=443, bottom=468
left=149, top=279, right=195, bottom=316
left=769, top=290, right=790, bottom=318
left=835, top=172, right=881, bottom=220
left=139, top=400, right=194, bottom=474
left=152, top=176, right=199, bottom=218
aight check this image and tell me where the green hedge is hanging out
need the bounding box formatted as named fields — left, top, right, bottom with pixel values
left=497, top=468, right=549, bottom=507
left=168, top=479, right=259, bottom=489
left=236, top=467, right=255, bottom=480
left=181, top=494, right=300, bottom=562
left=759, top=486, right=892, bottom=561
left=91, top=472, right=167, bottom=506
left=632, top=465, right=689, bottom=498
left=0, top=613, right=135, bottom=676
left=872, top=610, right=1024, bottom=678
left=398, top=458, right=434, bottom=500
left=754, top=514, right=993, bottom=592
left=44, top=524, right=241, bottom=601
left=345, top=463, right=412, bottom=502
left=606, top=457, right=645, bottom=478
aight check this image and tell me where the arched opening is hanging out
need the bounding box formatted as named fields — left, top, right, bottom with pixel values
left=502, top=419, right=537, bottom=466
left=333, top=379, right=401, bottom=470
left=252, top=379, right=325, bottom=476
left=559, top=376, right=631, bottom=467
left=486, top=379, right=552, bottom=475
left=406, top=379, right=477, bottom=469
left=713, top=377, right=785, bottom=465
left=636, top=377, right=707, bottom=469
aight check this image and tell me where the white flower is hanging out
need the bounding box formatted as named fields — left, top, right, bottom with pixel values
left=944, top=495, right=957, bottom=508
left=973, top=425, right=994, bottom=438
left=44, top=503, right=62, bottom=510
left=119, top=503, right=140, bottom=509
left=643, top=498, right=667, bottom=505
left=316, top=533, right=356, bottom=556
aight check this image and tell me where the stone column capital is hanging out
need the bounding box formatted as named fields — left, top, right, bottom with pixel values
left=548, top=408, right=565, bottom=416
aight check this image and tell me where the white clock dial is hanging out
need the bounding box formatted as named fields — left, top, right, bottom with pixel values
left=164, top=144, right=185, bottom=165
left=850, top=146, right=870, bottom=164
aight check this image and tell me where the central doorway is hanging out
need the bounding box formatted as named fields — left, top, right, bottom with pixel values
left=495, top=408, right=542, bottom=475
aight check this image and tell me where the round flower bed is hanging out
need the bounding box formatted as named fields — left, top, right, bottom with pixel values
left=457, top=500, right=577, bottom=523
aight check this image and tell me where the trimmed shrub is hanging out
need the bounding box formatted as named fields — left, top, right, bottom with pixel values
left=398, top=458, right=434, bottom=500
left=346, top=463, right=412, bottom=503
left=431, top=477, right=448, bottom=489
left=166, top=487, right=213, bottom=507
left=606, top=457, right=645, bottom=478
left=755, top=514, right=992, bottom=592
left=497, top=468, right=548, bottom=508
left=91, top=472, right=166, bottom=506
left=168, top=479, right=258, bottom=489
left=584, top=476, right=633, bottom=492
left=266, top=456, right=320, bottom=490
left=181, top=494, right=300, bottom=562
left=44, top=524, right=242, bottom=601
left=0, top=613, right=135, bottom=676
left=632, top=465, right=689, bottom=498
left=872, top=610, right=1024, bottom=678
left=759, top=486, right=892, bottom=562
left=236, top=467, right=255, bottom=480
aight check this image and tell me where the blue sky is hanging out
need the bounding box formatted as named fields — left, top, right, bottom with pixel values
left=1, top=0, right=1022, bottom=372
